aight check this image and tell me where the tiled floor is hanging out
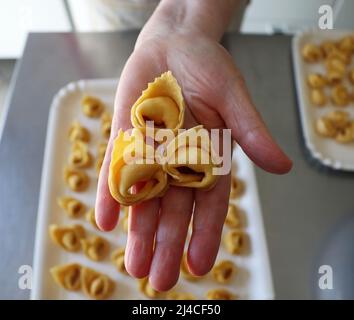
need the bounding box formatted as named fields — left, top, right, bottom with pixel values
left=0, top=60, right=16, bottom=119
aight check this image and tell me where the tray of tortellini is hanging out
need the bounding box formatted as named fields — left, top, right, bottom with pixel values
left=31, top=75, right=274, bottom=300
left=292, top=29, right=354, bottom=171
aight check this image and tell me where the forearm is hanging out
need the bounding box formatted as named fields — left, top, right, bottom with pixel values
left=136, top=0, right=246, bottom=46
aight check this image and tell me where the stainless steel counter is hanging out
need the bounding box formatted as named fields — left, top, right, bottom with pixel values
left=1, top=32, right=353, bottom=299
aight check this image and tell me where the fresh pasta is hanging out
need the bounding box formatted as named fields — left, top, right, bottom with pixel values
left=81, top=95, right=105, bottom=118
left=139, top=277, right=161, bottom=299
left=81, top=235, right=110, bottom=261
left=50, top=263, right=82, bottom=291
left=68, top=121, right=90, bottom=143
left=63, top=166, right=90, bottom=192
left=163, top=126, right=219, bottom=189
left=57, top=196, right=86, bottom=218
left=49, top=224, right=85, bottom=252
left=108, top=129, right=168, bottom=206
left=101, top=112, right=112, bottom=139
left=85, top=208, right=99, bottom=229
left=212, top=260, right=236, bottom=284
left=68, top=141, right=92, bottom=168
left=111, top=247, right=127, bottom=274
left=81, top=266, right=115, bottom=299
left=224, top=229, right=245, bottom=254
left=166, top=291, right=195, bottom=300
left=206, top=289, right=236, bottom=300
left=229, top=176, right=244, bottom=199
left=225, top=203, right=241, bottom=228
left=131, top=71, right=185, bottom=133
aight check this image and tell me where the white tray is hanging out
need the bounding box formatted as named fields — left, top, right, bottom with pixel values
left=292, top=29, right=354, bottom=171
left=31, top=79, right=274, bottom=300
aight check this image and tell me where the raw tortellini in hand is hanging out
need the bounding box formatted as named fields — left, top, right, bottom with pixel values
left=108, top=71, right=221, bottom=206
left=49, top=224, right=85, bottom=252
left=108, top=129, right=168, bottom=206
left=131, top=71, right=185, bottom=133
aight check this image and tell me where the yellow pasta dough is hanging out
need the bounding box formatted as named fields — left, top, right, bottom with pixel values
left=166, top=291, right=195, bottom=300
left=121, top=206, right=129, bottom=232
left=49, top=224, right=85, bottom=252
left=310, top=88, right=327, bottom=107
left=225, top=203, right=241, bottom=228
left=206, top=289, right=236, bottom=300
left=111, top=247, right=127, bottom=274
left=307, top=73, right=327, bottom=89
left=81, top=235, right=110, bottom=261
left=68, top=141, right=92, bottom=169
left=68, top=121, right=90, bottom=143
left=139, top=277, right=161, bottom=299
left=85, top=208, right=99, bottom=229
left=131, top=71, right=185, bottom=133
left=229, top=176, right=244, bottom=199
left=50, top=263, right=82, bottom=291
left=101, top=112, right=112, bottom=139
left=81, top=95, right=105, bottom=118
left=224, top=229, right=245, bottom=255
left=63, top=166, right=90, bottom=192
left=108, top=128, right=168, bottom=206
left=81, top=266, right=115, bottom=300
left=212, top=260, right=236, bottom=284
left=331, top=84, right=350, bottom=106
left=57, top=196, right=86, bottom=218
left=163, top=126, right=219, bottom=189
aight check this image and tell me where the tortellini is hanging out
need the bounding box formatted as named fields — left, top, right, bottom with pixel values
left=206, top=288, right=236, bottom=300
left=81, top=266, right=115, bottom=300
left=331, top=84, right=350, bottom=107
left=57, top=196, right=86, bottom=218
left=310, top=89, right=327, bottom=107
left=81, top=235, right=110, bottom=261
left=316, top=111, right=354, bottom=143
left=229, top=176, right=244, bottom=199
left=111, top=247, right=127, bottom=274
left=163, top=126, right=219, bottom=189
left=101, top=112, right=112, bottom=139
left=68, top=121, right=90, bottom=143
left=64, top=166, right=90, bottom=192
left=349, top=68, right=354, bottom=84
left=224, top=229, right=246, bottom=255
left=212, top=260, right=236, bottom=284
left=180, top=253, right=200, bottom=281
left=85, top=208, right=99, bottom=229
left=139, top=277, right=161, bottom=299
left=98, top=141, right=108, bottom=158
left=225, top=203, right=241, bottom=228
left=68, top=141, right=92, bottom=168
left=50, top=263, right=82, bottom=291
left=81, top=95, right=105, bottom=118
left=49, top=224, right=85, bottom=252
left=307, top=73, right=327, bottom=88
left=302, top=44, right=323, bottom=63
left=131, top=71, right=185, bottom=133
left=108, top=129, right=168, bottom=206
left=166, top=291, right=195, bottom=300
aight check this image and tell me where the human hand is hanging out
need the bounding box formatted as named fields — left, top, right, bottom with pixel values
left=95, top=31, right=292, bottom=292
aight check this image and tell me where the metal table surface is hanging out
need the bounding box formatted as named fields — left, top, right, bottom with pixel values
left=1, top=32, right=353, bottom=299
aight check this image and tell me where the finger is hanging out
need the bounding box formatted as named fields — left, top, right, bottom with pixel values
left=220, top=69, right=293, bottom=174
left=125, top=198, right=160, bottom=278
left=187, top=174, right=230, bottom=276
left=149, top=186, right=194, bottom=291
left=95, top=49, right=165, bottom=230
left=95, top=140, right=120, bottom=231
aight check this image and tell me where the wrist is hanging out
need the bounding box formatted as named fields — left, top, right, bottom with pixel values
left=136, top=0, right=241, bottom=48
